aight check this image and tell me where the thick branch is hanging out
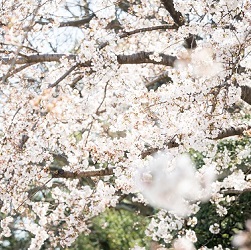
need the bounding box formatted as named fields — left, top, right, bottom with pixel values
left=160, top=1, right=199, bottom=49
left=36, top=14, right=94, bottom=27
left=241, top=85, right=251, bottom=105
left=70, top=75, right=84, bottom=88
left=117, top=52, right=177, bottom=67
left=2, top=54, right=251, bottom=108
left=2, top=52, right=177, bottom=67
left=145, top=70, right=170, bottom=88
left=222, top=188, right=251, bottom=195
left=2, top=54, right=251, bottom=111
left=141, top=138, right=179, bottom=158
left=214, top=125, right=251, bottom=140
left=161, top=0, right=185, bottom=26
left=142, top=125, right=251, bottom=158
left=1, top=54, right=77, bottom=64
left=51, top=168, right=114, bottom=178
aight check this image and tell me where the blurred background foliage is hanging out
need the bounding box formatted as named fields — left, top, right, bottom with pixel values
left=0, top=208, right=151, bottom=250
left=66, top=209, right=151, bottom=250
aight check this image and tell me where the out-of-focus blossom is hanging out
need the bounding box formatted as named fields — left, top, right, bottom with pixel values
left=135, top=152, right=216, bottom=216
left=173, top=237, right=196, bottom=250
left=232, top=220, right=251, bottom=250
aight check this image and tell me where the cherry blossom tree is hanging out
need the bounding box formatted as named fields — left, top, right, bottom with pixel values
left=0, top=0, right=251, bottom=249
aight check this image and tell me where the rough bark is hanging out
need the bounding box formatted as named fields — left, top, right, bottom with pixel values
left=160, top=0, right=185, bottom=26
left=214, top=125, right=251, bottom=140
left=35, top=14, right=95, bottom=27
left=51, top=167, right=114, bottom=179
left=241, top=85, right=251, bottom=105
left=117, top=52, right=177, bottom=67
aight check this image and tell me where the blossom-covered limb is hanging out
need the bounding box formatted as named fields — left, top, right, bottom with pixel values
left=214, top=125, right=251, bottom=140
left=222, top=188, right=251, bottom=195
left=35, top=14, right=95, bottom=27
left=142, top=125, right=251, bottom=158
left=2, top=52, right=177, bottom=66
left=117, top=52, right=177, bottom=66
left=51, top=167, right=115, bottom=179
left=1, top=54, right=77, bottom=64
left=99, top=24, right=178, bottom=49
left=141, top=138, right=179, bottom=158
left=0, top=63, right=35, bottom=81
left=119, top=24, right=178, bottom=38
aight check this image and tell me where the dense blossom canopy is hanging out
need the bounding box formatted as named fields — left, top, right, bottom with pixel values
left=0, top=0, right=251, bottom=249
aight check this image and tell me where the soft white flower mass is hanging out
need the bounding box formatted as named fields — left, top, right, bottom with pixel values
left=0, top=0, right=251, bottom=249
left=173, top=237, right=196, bottom=250
left=136, top=152, right=216, bottom=216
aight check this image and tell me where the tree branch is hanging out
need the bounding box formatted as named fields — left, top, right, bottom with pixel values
left=51, top=167, right=114, bottom=179
left=2, top=54, right=251, bottom=108
left=160, top=0, right=185, bottom=26
left=2, top=52, right=177, bottom=67
left=222, top=188, right=251, bottom=195
left=70, top=75, right=84, bottom=88
left=119, top=24, right=178, bottom=39
left=145, top=70, right=170, bottom=88
left=117, top=52, right=177, bottom=67
left=49, top=63, right=80, bottom=88
left=141, top=125, right=251, bottom=158
left=141, top=138, right=179, bottom=158
left=99, top=24, right=178, bottom=49
left=213, top=125, right=251, bottom=140
left=35, top=14, right=95, bottom=28
left=0, top=63, right=36, bottom=81
left=241, top=85, right=251, bottom=105
left=160, top=1, right=199, bottom=49
left=1, top=54, right=77, bottom=64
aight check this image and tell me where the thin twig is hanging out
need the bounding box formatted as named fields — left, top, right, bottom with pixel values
left=2, top=2, right=42, bottom=83
left=8, top=107, right=21, bottom=130
left=48, top=63, right=79, bottom=88
left=70, top=75, right=84, bottom=88
left=35, top=14, right=95, bottom=27
left=15, top=177, right=53, bottom=212
left=0, top=63, right=36, bottom=81
left=120, top=24, right=178, bottom=38
left=96, top=81, right=109, bottom=115
left=99, top=24, right=178, bottom=49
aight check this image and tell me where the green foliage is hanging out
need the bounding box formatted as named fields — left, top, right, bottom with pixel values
left=217, top=136, right=251, bottom=175
left=194, top=192, right=251, bottom=249
left=187, top=137, right=251, bottom=248
left=0, top=228, right=31, bottom=250
left=66, top=208, right=151, bottom=250
left=2, top=137, right=251, bottom=250
left=188, top=137, right=251, bottom=248
left=217, top=136, right=251, bottom=155
left=0, top=209, right=150, bottom=250
left=189, top=148, right=205, bottom=168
